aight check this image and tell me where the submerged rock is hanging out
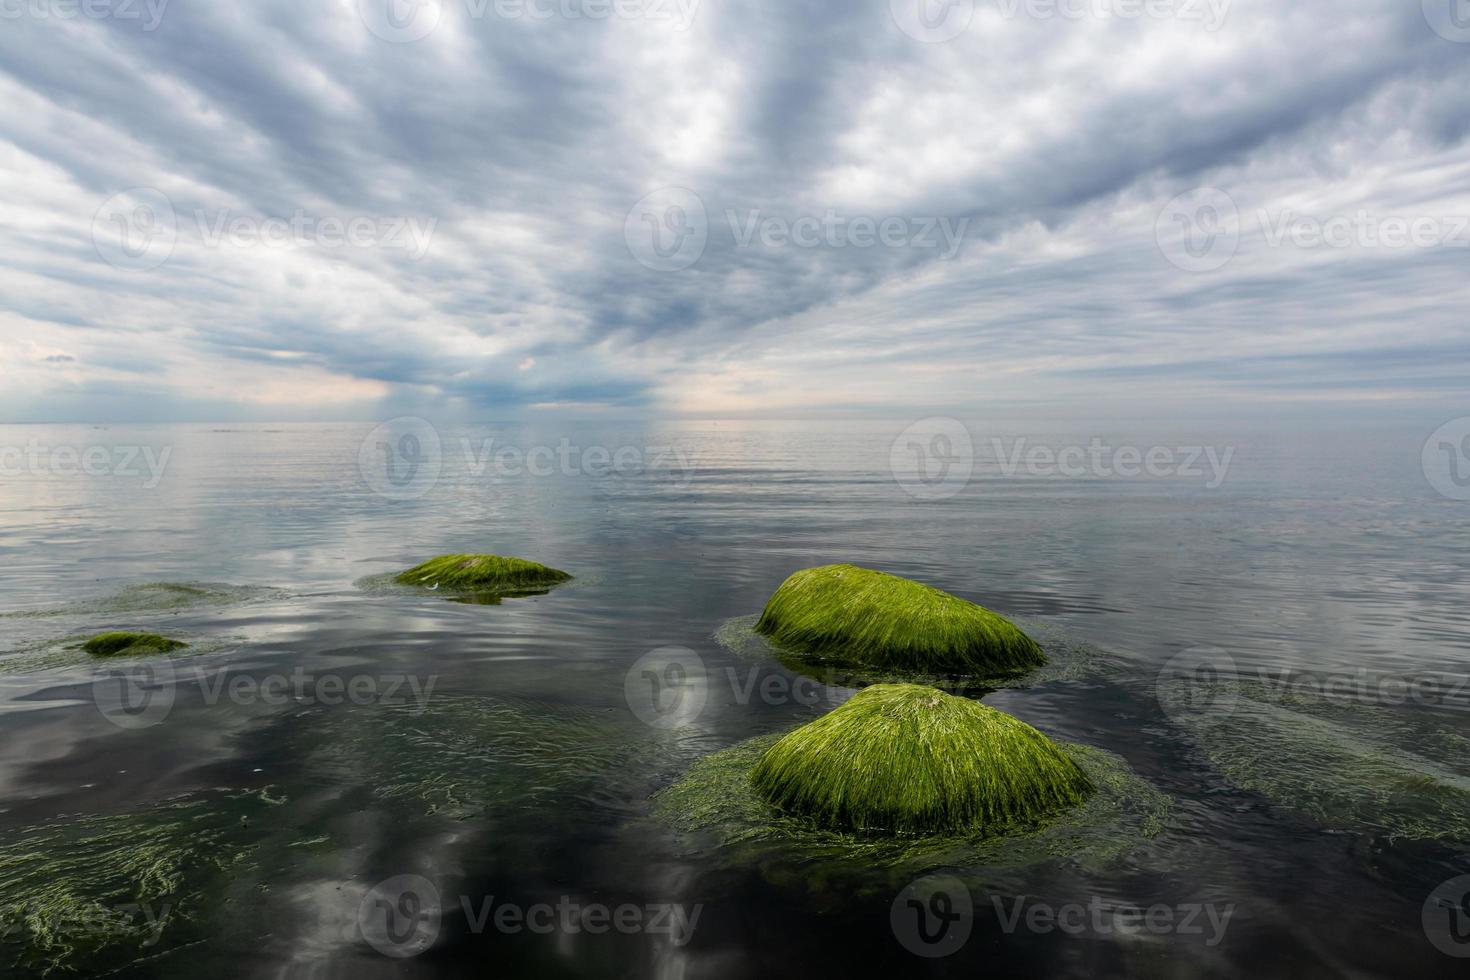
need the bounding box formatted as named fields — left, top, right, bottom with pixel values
left=393, top=554, right=571, bottom=593
left=751, top=684, right=1093, bottom=834
left=82, top=632, right=188, bottom=656
left=1159, top=674, right=1470, bottom=842
left=755, top=564, right=1044, bottom=676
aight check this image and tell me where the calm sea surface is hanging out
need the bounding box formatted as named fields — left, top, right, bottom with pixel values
left=1, top=419, right=1468, bottom=978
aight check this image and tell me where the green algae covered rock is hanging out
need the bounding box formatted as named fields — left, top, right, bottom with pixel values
left=394, top=554, right=571, bottom=592
left=652, top=725, right=1168, bottom=897
left=82, top=632, right=188, bottom=656
left=755, top=564, right=1043, bottom=676
left=750, top=684, right=1093, bottom=834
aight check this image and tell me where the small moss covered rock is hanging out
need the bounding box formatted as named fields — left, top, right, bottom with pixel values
left=755, top=564, right=1043, bottom=676
left=750, top=684, right=1093, bottom=834
left=394, top=554, right=571, bottom=592
left=82, top=632, right=188, bottom=656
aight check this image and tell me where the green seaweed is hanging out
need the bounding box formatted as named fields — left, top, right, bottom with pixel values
left=81, top=632, right=188, bottom=657
left=717, top=613, right=1109, bottom=693
left=297, top=694, right=662, bottom=820
left=754, top=565, right=1044, bottom=677
left=393, top=554, right=571, bottom=595
left=0, top=790, right=281, bottom=975
left=1, top=583, right=285, bottom=620
left=652, top=732, right=1168, bottom=896
left=749, top=684, right=1093, bottom=834
left=1159, top=676, right=1470, bottom=841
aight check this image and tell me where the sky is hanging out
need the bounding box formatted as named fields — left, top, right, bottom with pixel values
left=0, top=0, right=1467, bottom=422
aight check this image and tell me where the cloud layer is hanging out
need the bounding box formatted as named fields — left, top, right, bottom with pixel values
left=1, top=0, right=1467, bottom=420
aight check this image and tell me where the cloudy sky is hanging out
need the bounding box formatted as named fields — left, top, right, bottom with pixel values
left=1, top=0, right=1467, bottom=421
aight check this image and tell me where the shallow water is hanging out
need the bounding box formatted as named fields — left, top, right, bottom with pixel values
left=1, top=419, right=1468, bottom=977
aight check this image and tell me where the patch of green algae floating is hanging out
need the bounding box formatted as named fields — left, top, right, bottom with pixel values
left=1160, top=676, right=1470, bottom=842
left=0, top=789, right=284, bottom=975
left=82, top=632, right=188, bottom=656
left=296, top=694, right=666, bottom=820
left=652, top=734, right=1169, bottom=897
left=1, top=583, right=287, bottom=620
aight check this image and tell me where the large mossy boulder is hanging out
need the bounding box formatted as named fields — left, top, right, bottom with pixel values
left=755, top=564, right=1043, bottom=676
left=750, top=684, right=1093, bottom=834
left=394, top=554, right=571, bottom=592
left=82, top=632, right=188, bottom=656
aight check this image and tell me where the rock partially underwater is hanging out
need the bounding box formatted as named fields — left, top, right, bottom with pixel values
left=393, top=554, right=572, bottom=596
left=653, top=723, right=1168, bottom=894
left=718, top=613, right=1108, bottom=693
left=755, top=565, right=1044, bottom=677
left=751, top=684, right=1093, bottom=834
left=82, top=632, right=188, bottom=656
